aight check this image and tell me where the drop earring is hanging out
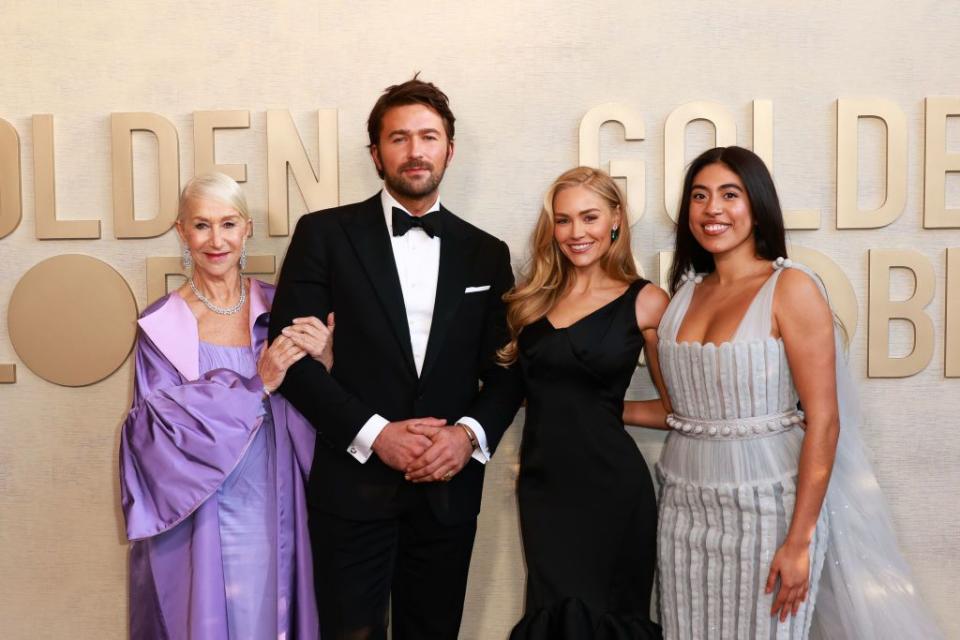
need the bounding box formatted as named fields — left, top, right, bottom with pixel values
left=239, top=244, right=248, bottom=270
left=611, top=227, right=620, bottom=242
left=182, top=246, right=193, bottom=271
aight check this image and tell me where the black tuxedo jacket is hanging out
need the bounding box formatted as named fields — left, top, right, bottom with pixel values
left=269, top=194, right=524, bottom=525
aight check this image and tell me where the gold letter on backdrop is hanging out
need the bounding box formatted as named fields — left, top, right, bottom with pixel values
left=193, top=110, right=250, bottom=182
left=266, top=109, right=339, bottom=237
left=947, top=248, right=960, bottom=376
left=578, top=103, right=646, bottom=226
left=32, top=115, right=101, bottom=239
left=111, top=112, right=180, bottom=239
left=868, top=249, right=935, bottom=377
left=8, top=255, right=138, bottom=386
left=836, top=99, right=907, bottom=229
left=0, top=117, right=22, bottom=239
left=924, top=97, right=960, bottom=229
left=752, top=100, right=821, bottom=229
left=664, top=102, right=736, bottom=222
left=0, top=118, right=21, bottom=376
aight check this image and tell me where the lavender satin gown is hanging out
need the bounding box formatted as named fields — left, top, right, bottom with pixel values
left=120, top=282, right=319, bottom=640
left=200, top=341, right=291, bottom=640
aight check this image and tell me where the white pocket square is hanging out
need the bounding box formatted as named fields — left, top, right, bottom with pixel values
left=464, top=285, right=491, bottom=293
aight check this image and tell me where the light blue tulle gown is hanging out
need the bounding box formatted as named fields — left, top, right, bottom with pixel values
left=655, top=260, right=943, bottom=640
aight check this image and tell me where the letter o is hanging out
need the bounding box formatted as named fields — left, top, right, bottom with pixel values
left=8, top=255, right=138, bottom=386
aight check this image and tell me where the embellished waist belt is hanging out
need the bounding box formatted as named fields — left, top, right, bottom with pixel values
left=666, top=409, right=805, bottom=440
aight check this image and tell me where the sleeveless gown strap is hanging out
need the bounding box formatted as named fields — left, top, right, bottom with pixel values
left=731, top=264, right=785, bottom=342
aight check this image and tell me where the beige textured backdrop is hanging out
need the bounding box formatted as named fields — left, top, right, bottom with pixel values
left=1, top=1, right=958, bottom=637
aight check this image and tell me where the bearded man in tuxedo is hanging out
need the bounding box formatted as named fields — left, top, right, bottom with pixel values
left=269, top=76, right=523, bottom=640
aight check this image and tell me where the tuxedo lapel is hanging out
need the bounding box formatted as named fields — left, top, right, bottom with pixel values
left=420, top=207, right=472, bottom=385
left=343, top=196, right=417, bottom=375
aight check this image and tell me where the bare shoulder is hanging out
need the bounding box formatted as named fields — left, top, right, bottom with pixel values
left=774, top=267, right=831, bottom=324
left=635, top=282, right=669, bottom=331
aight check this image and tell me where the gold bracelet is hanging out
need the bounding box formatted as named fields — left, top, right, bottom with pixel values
left=458, top=423, right=478, bottom=450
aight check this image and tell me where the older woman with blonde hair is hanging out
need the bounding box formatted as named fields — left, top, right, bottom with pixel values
left=119, top=173, right=329, bottom=639
left=505, top=167, right=668, bottom=639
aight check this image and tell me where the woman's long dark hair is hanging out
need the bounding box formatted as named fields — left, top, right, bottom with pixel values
left=669, top=146, right=788, bottom=293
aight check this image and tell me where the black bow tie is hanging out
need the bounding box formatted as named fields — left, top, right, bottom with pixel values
left=392, top=207, right=442, bottom=238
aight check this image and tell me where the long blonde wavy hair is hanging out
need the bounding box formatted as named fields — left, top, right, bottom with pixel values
left=497, top=166, right=640, bottom=365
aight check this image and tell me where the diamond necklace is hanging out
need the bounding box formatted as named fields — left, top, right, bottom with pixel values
left=189, top=276, right=246, bottom=315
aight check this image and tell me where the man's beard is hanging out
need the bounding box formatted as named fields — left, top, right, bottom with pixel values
left=384, top=159, right=447, bottom=200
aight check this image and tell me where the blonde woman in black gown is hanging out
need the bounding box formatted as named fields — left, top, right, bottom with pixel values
left=502, top=167, right=669, bottom=639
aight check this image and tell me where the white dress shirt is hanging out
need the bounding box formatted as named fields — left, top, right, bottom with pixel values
left=347, top=189, right=491, bottom=465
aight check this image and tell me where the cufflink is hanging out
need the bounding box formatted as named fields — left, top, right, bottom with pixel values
left=349, top=447, right=358, bottom=455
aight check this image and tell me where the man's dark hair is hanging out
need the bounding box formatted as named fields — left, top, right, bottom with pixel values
left=367, top=74, right=456, bottom=149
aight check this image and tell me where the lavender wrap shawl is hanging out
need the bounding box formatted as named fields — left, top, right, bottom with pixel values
left=119, top=279, right=319, bottom=639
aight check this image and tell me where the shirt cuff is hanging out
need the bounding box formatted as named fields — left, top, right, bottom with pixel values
left=348, top=414, right=389, bottom=463
left=457, top=416, right=490, bottom=464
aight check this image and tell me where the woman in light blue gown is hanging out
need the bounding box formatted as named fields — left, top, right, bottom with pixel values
left=626, top=146, right=942, bottom=639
